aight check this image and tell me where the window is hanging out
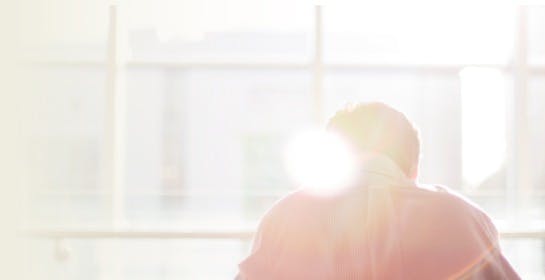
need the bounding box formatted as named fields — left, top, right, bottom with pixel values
left=25, top=1, right=545, bottom=279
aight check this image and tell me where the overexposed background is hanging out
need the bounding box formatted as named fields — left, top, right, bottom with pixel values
left=10, top=0, right=545, bottom=279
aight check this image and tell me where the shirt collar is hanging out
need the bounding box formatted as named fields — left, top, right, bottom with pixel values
left=358, top=154, right=415, bottom=188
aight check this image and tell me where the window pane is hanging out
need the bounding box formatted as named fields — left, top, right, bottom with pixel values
left=528, top=6, right=545, bottom=65
left=124, top=67, right=312, bottom=227
left=527, top=5, right=545, bottom=222
left=323, top=0, right=514, bottom=64
left=526, top=74, right=545, bottom=222
left=24, top=1, right=110, bottom=227
left=459, top=67, right=509, bottom=221
left=26, top=65, right=107, bottom=228
left=23, top=0, right=110, bottom=61
left=501, top=238, right=545, bottom=279
left=127, top=0, right=313, bottom=61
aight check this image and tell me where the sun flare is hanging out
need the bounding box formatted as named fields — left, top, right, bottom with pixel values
left=285, top=130, right=358, bottom=194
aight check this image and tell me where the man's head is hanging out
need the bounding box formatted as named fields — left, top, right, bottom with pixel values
left=326, top=102, right=420, bottom=179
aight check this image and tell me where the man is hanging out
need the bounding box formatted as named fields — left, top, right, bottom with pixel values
left=237, top=103, right=519, bottom=279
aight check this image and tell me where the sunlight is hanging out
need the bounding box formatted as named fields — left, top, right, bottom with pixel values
left=460, top=67, right=506, bottom=187
left=284, top=129, right=357, bottom=194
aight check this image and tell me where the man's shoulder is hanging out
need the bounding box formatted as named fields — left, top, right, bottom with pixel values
left=411, top=184, right=495, bottom=228
left=258, top=189, right=341, bottom=232
left=269, top=185, right=488, bottom=217
left=415, top=184, right=483, bottom=207
left=262, top=189, right=322, bottom=219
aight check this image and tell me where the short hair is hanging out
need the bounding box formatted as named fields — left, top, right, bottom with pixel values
left=326, top=102, right=420, bottom=176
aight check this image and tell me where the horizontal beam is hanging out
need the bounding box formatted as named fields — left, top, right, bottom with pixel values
left=26, top=189, right=545, bottom=197
left=23, top=229, right=254, bottom=240
left=22, top=229, right=545, bottom=240
left=500, top=230, right=545, bottom=239
left=31, top=59, right=545, bottom=73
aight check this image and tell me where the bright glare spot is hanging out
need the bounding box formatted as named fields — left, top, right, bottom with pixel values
left=285, top=130, right=358, bottom=194
left=460, top=67, right=506, bottom=187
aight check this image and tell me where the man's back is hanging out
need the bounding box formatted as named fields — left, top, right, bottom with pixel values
left=238, top=158, right=519, bottom=279
left=238, top=103, right=519, bottom=279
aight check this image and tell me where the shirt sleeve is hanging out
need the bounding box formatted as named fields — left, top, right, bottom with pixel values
left=437, top=186, right=520, bottom=279
left=462, top=211, right=521, bottom=280
left=236, top=205, right=279, bottom=280
left=236, top=191, right=317, bottom=280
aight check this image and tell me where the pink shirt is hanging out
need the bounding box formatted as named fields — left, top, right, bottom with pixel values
left=238, top=158, right=519, bottom=279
